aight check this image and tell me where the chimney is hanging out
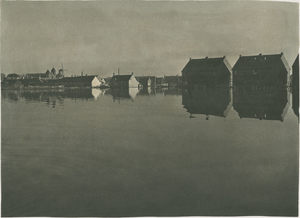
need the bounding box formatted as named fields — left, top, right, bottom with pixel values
left=281, top=52, right=283, bottom=56
left=86, top=74, right=87, bottom=76
left=81, top=71, right=83, bottom=76
left=131, top=72, right=133, bottom=75
left=239, top=55, right=242, bottom=58
left=118, top=68, right=120, bottom=75
left=113, top=73, right=115, bottom=76
left=189, top=58, right=192, bottom=61
left=259, top=53, right=262, bottom=56
left=206, top=56, right=208, bottom=59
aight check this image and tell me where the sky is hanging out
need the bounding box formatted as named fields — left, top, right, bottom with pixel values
left=1, top=1, right=299, bottom=78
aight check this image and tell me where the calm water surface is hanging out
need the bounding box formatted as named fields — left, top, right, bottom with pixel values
left=1, top=87, right=299, bottom=216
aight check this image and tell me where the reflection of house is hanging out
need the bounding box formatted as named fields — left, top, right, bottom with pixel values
left=110, top=73, right=140, bottom=88
left=6, top=73, right=20, bottom=80
left=232, top=53, right=290, bottom=88
left=135, top=76, right=151, bottom=88
left=60, top=76, right=101, bottom=88
left=111, top=88, right=140, bottom=101
left=182, top=56, right=231, bottom=87
left=182, top=84, right=231, bottom=119
left=233, top=84, right=289, bottom=121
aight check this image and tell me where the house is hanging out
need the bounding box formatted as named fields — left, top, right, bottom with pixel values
left=291, top=55, right=299, bottom=89
left=135, top=76, right=151, bottom=88
left=110, top=73, right=140, bottom=89
left=45, top=68, right=56, bottom=79
left=25, top=73, right=48, bottom=80
left=163, top=75, right=182, bottom=87
left=22, top=78, right=43, bottom=87
left=6, top=73, right=20, bottom=80
left=292, top=55, right=299, bottom=118
left=155, top=77, right=168, bottom=87
left=104, top=77, right=112, bottom=86
left=182, top=56, right=232, bottom=87
left=60, top=75, right=101, bottom=88
left=232, top=53, right=290, bottom=88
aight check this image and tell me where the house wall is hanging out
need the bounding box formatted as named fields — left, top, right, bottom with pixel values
left=92, top=77, right=101, bottom=87
left=129, top=76, right=140, bottom=88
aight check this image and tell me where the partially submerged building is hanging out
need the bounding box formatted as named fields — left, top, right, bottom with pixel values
left=182, top=56, right=232, bottom=87
left=110, top=73, right=140, bottom=89
left=135, top=76, right=152, bottom=88
left=60, top=75, right=101, bottom=88
left=6, top=73, right=20, bottom=80
left=232, top=53, right=290, bottom=88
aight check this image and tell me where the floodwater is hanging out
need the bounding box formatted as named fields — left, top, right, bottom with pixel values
left=1, top=86, right=299, bottom=216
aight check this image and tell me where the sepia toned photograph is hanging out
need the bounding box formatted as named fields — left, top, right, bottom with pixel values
left=1, top=0, right=299, bottom=217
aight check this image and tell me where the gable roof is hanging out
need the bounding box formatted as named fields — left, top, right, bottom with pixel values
left=111, top=74, right=133, bottom=82
left=232, top=53, right=290, bottom=72
left=61, top=75, right=98, bottom=83
left=135, top=76, right=150, bottom=83
left=182, top=56, right=229, bottom=72
left=7, top=73, right=20, bottom=77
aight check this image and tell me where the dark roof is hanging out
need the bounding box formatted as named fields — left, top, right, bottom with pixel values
left=182, top=56, right=230, bottom=72
left=111, top=74, right=133, bottom=82
left=61, top=75, right=98, bottom=82
left=135, top=76, right=150, bottom=83
left=232, top=53, right=290, bottom=71
left=7, top=73, right=20, bottom=77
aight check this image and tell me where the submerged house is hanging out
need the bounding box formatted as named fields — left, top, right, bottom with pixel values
left=110, top=73, right=140, bottom=89
left=25, top=73, right=48, bottom=80
left=60, top=75, right=101, bottom=88
left=232, top=53, right=290, bottom=88
left=6, top=73, right=20, bottom=80
left=135, top=76, right=151, bottom=88
left=182, top=56, right=232, bottom=87
left=163, top=75, right=182, bottom=87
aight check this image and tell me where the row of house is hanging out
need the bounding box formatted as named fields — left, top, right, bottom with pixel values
left=1, top=75, right=103, bottom=89
left=4, top=67, right=65, bottom=81
left=108, top=73, right=182, bottom=89
left=182, top=53, right=298, bottom=88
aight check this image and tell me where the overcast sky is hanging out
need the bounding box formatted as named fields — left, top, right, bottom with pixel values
left=1, top=1, right=299, bottom=77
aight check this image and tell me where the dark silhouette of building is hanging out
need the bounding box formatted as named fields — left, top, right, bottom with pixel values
left=182, top=56, right=232, bottom=88
left=135, top=76, right=151, bottom=88
left=6, top=73, right=20, bottom=80
left=232, top=53, right=290, bottom=88
left=163, top=75, right=182, bottom=87
left=292, top=55, right=299, bottom=118
left=110, top=73, right=140, bottom=89
left=60, top=76, right=101, bottom=87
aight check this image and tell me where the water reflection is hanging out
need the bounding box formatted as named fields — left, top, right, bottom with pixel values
left=182, top=83, right=231, bottom=119
left=1, top=88, right=102, bottom=105
left=233, top=84, right=289, bottom=122
left=111, top=88, right=140, bottom=102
